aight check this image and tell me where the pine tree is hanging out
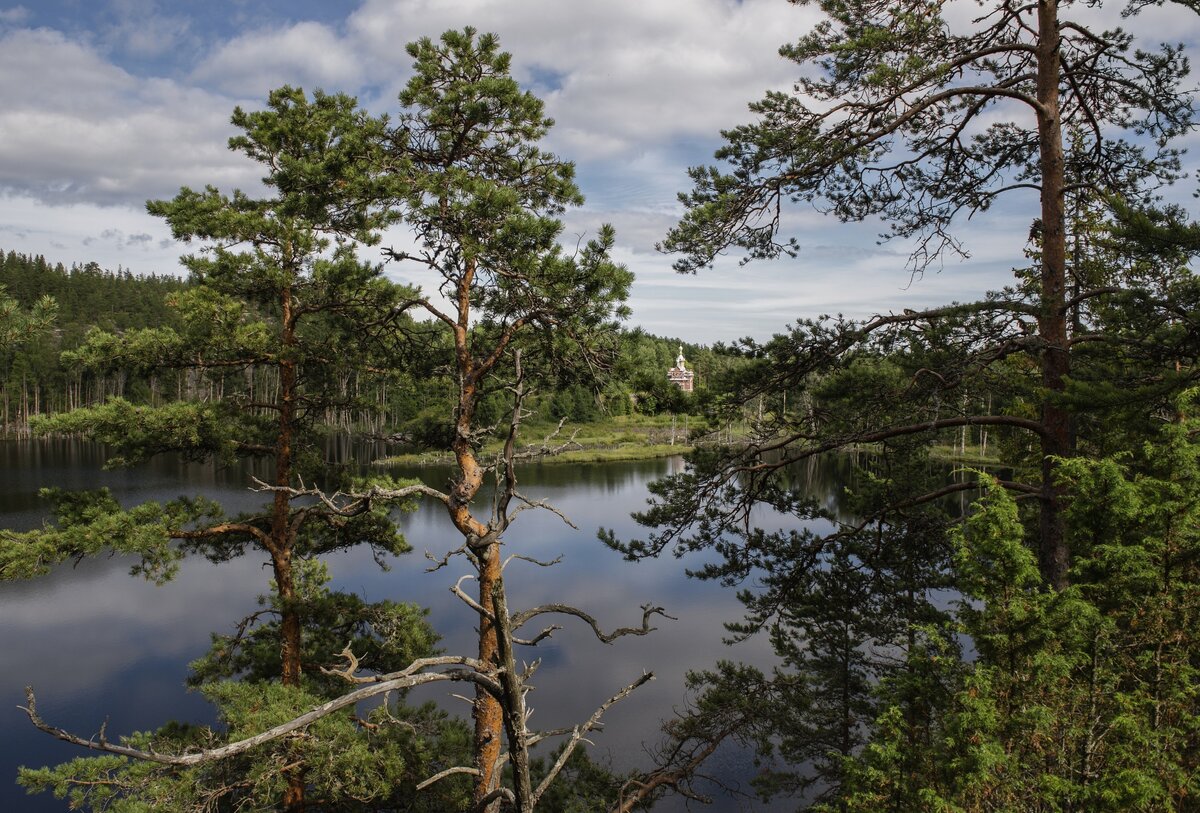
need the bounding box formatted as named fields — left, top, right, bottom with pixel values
left=8, top=87, right=449, bottom=812
left=659, top=0, right=1193, bottom=588
left=377, top=29, right=637, bottom=809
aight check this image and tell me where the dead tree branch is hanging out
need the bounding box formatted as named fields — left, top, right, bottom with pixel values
left=532, top=672, right=655, bottom=807
left=22, top=656, right=500, bottom=767
left=509, top=603, right=675, bottom=645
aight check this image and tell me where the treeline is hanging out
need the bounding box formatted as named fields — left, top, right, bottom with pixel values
left=5, top=5, right=1200, bottom=808
left=0, top=248, right=743, bottom=435
left=0, top=251, right=186, bottom=429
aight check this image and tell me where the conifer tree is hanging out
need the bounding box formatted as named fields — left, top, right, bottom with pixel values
left=8, top=87, right=458, bottom=812
left=0, top=283, right=55, bottom=352
left=604, top=3, right=1198, bottom=799
left=375, top=29, right=644, bottom=810
left=14, top=32, right=656, bottom=813
left=659, top=0, right=1193, bottom=589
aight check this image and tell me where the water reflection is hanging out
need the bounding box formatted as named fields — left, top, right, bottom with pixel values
left=2, top=439, right=819, bottom=812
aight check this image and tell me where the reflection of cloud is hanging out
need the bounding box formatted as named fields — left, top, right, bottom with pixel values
left=1, top=450, right=829, bottom=812
left=0, top=554, right=269, bottom=689
left=334, top=460, right=782, bottom=766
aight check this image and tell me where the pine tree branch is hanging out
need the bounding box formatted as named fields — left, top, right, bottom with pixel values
left=22, top=656, right=502, bottom=767
left=509, top=603, right=676, bottom=644
left=531, top=672, right=655, bottom=807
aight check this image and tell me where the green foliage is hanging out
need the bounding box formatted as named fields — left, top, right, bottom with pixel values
left=18, top=686, right=472, bottom=813
left=0, top=487, right=222, bottom=583
left=827, top=413, right=1200, bottom=810
left=661, top=0, right=1190, bottom=274
left=187, top=560, right=435, bottom=691
left=32, top=398, right=270, bottom=467
left=385, top=27, right=633, bottom=426
left=529, top=745, right=650, bottom=813
left=13, top=85, right=447, bottom=813
left=17, top=550, right=466, bottom=812
left=0, top=250, right=188, bottom=431
left=0, top=283, right=56, bottom=352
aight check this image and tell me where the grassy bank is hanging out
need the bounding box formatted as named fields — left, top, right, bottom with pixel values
left=374, top=414, right=697, bottom=467
left=927, top=442, right=1001, bottom=465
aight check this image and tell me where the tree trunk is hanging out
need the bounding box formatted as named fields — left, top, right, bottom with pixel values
left=1036, top=0, right=1071, bottom=590
left=475, top=543, right=504, bottom=808
left=273, top=282, right=302, bottom=687
left=273, top=280, right=305, bottom=812
left=440, top=257, right=508, bottom=810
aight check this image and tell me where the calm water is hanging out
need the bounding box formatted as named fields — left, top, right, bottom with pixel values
left=0, top=439, right=844, bottom=812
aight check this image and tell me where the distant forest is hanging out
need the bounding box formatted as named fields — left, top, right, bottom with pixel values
left=0, top=249, right=743, bottom=434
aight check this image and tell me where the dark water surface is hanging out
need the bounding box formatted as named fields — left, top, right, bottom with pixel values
left=0, top=439, right=840, bottom=812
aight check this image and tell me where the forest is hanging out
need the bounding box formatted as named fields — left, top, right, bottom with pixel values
left=2, top=0, right=1200, bottom=810
left=0, top=248, right=744, bottom=437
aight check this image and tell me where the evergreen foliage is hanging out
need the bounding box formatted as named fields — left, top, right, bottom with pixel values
left=8, top=87, right=461, bottom=812
left=375, top=28, right=653, bottom=810
left=0, top=241, right=729, bottom=436
left=9, top=4, right=1200, bottom=810
left=605, top=0, right=1200, bottom=808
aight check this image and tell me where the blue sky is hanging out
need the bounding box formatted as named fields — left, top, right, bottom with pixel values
left=0, top=0, right=1197, bottom=342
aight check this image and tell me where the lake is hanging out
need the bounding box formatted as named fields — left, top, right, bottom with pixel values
left=0, top=439, right=846, bottom=812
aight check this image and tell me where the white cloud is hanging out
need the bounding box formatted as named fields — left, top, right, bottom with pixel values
left=0, top=194, right=185, bottom=275
left=347, top=0, right=813, bottom=160
left=0, top=28, right=252, bottom=207
left=0, top=5, right=29, bottom=25
left=0, top=0, right=1195, bottom=340
left=192, top=21, right=364, bottom=97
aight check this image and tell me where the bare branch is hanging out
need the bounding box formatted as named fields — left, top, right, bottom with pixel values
left=503, top=553, right=563, bottom=570
left=249, top=476, right=451, bottom=515
left=172, top=522, right=269, bottom=546
left=512, top=625, right=562, bottom=647
left=507, top=493, right=579, bottom=529
left=320, top=645, right=362, bottom=683
left=470, top=787, right=516, bottom=812
left=416, top=765, right=481, bottom=791
left=23, top=662, right=501, bottom=767
left=452, top=574, right=495, bottom=620
left=425, top=545, right=467, bottom=572
left=510, top=604, right=676, bottom=645
left=532, top=672, right=656, bottom=806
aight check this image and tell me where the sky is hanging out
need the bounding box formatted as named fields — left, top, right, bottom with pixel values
left=1, top=0, right=1198, bottom=343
